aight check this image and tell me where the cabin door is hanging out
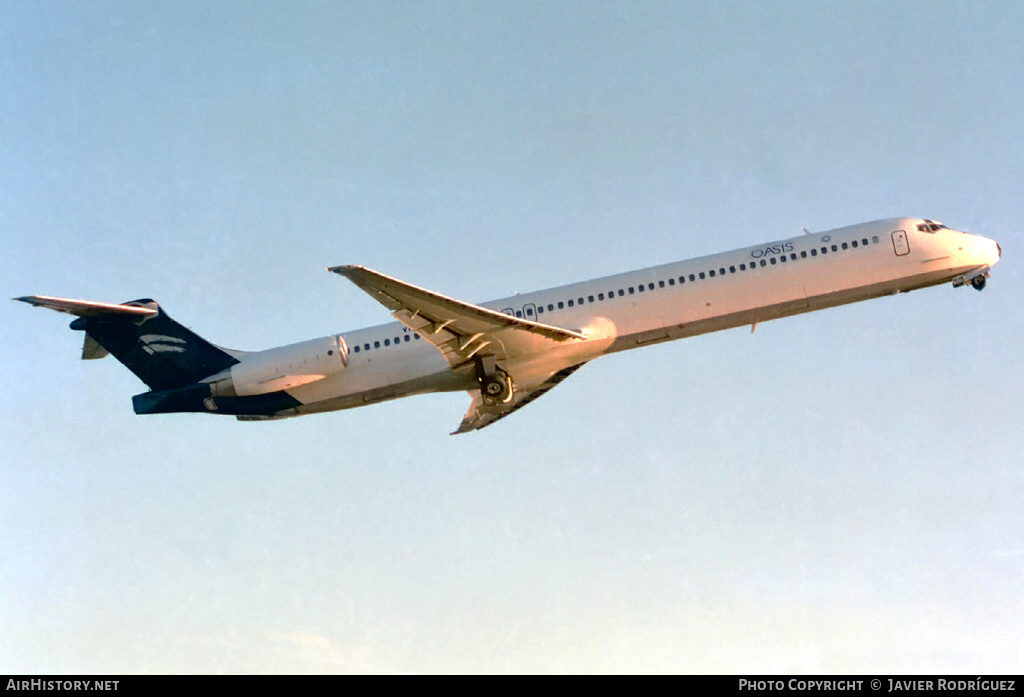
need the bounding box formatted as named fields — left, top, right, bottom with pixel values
left=891, top=230, right=910, bottom=256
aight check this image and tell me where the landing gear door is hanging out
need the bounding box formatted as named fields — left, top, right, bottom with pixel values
left=891, top=229, right=910, bottom=256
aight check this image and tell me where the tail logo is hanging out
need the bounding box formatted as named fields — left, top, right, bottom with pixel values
left=140, top=334, right=187, bottom=355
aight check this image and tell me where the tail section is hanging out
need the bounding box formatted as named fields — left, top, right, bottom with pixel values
left=15, top=295, right=240, bottom=390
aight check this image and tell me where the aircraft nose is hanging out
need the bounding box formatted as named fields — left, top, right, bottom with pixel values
left=989, top=237, right=1002, bottom=264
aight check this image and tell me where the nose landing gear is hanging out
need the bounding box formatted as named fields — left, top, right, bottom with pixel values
left=952, top=268, right=990, bottom=292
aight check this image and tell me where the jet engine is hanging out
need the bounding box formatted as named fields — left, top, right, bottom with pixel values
left=206, top=335, right=347, bottom=397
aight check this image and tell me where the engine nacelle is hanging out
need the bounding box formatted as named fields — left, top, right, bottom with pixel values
left=207, top=335, right=347, bottom=397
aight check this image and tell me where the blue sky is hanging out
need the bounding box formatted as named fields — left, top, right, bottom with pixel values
left=2, top=1, right=1022, bottom=673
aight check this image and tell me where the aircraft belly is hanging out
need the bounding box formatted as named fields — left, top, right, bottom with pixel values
left=293, top=369, right=472, bottom=415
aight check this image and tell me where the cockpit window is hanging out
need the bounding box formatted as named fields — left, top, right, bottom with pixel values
left=917, top=219, right=948, bottom=233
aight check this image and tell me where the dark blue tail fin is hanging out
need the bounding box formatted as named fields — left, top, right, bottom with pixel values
left=67, top=299, right=239, bottom=390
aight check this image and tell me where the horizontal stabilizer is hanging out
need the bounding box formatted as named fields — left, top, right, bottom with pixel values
left=14, top=295, right=157, bottom=319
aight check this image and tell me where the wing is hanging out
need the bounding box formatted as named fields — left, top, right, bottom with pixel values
left=14, top=295, right=157, bottom=318
left=329, top=265, right=584, bottom=367
left=452, top=363, right=586, bottom=434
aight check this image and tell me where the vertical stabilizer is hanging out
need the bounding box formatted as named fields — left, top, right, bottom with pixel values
left=16, top=295, right=240, bottom=389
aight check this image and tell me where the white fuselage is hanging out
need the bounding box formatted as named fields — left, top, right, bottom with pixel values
left=240, top=218, right=999, bottom=417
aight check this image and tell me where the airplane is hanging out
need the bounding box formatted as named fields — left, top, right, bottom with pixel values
left=16, top=217, right=1000, bottom=434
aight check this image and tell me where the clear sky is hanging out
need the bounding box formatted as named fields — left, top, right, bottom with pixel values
left=2, top=0, right=1022, bottom=674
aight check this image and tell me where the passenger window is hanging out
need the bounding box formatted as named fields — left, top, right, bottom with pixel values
left=709, top=270, right=715, bottom=277
left=648, top=283, right=655, bottom=290
left=588, top=295, right=594, bottom=303
left=770, top=257, right=777, bottom=264
left=526, top=307, right=533, bottom=316
left=537, top=306, right=544, bottom=314
left=668, top=278, right=675, bottom=286
left=811, top=249, right=817, bottom=256
left=740, top=263, right=746, bottom=270
left=689, top=274, right=695, bottom=282
left=831, top=244, right=838, bottom=252
left=719, top=268, right=725, bottom=275
left=353, top=345, right=360, bottom=353
left=862, top=238, right=869, bottom=245
left=384, top=339, right=390, bottom=346
left=851, top=240, right=858, bottom=248
left=628, top=287, right=635, bottom=294
left=659, top=280, right=665, bottom=288
left=404, top=335, right=411, bottom=342
left=598, top=292, right=605, bottom=300
left=821, top=247, right=827, bottom=254
left=548, top=304, right=554, bottom=311
left=374, top=341, right=380, bottom=348
left=515, top=311, right=522, bottom=318
left=618, top=289, right=625, bottom=297
left=638, top=285, right=645, bottom=292
left=364, top=343, right=370, bottom=351
left=842, top=242, right=848, bottom=250
left=872, top=236, right=879, bottom=243
left=699, top=272, right=706, bottom=279
left=779, top=256, right=786, bottom=263
left=578, top=297, right=584, bottom=305
left=760, top=259, right=766, bottom=267
left=790, top=253, right=797, bottom=260
left=730, top=266, right=736, bottom=273
left=558, top=301, right=564, bottom=309
left=801, top=251, right=807, bottom=258
left=567, top=300, right=574, bottom=307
